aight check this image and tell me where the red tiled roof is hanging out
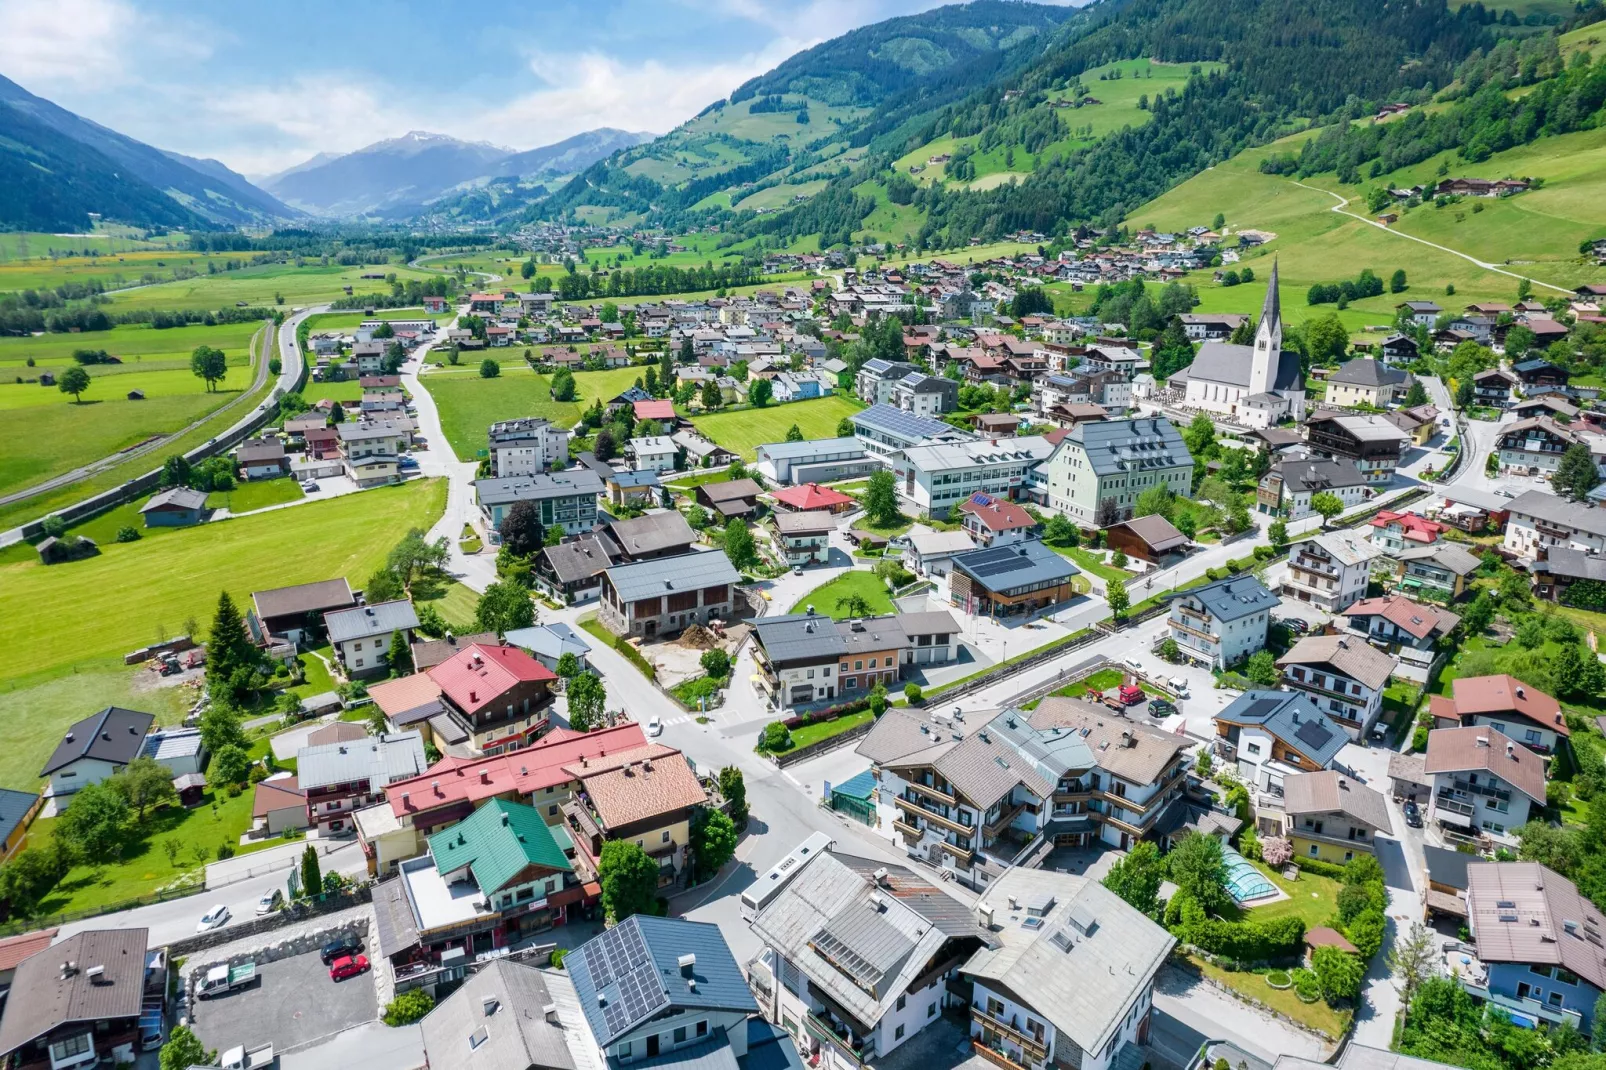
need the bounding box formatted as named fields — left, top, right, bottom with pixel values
left=427, top=643, right=555, bottom=716
left=1340, top=595, right=1459, bottom=641
left=1451, top=674, right=1567, bottom=737
left=385, top=722, right=649, bottom=818
left=0, top=928, right=57, bottom=972
left=633, top=399, right=676, bottom=421
left=1370, top=511, right=1445, bottom=544
left=772, top=483, right=854, bottom=511
left=958, top=493, right=1035, bottom=531
left=252, top=776, right=304, bottom=818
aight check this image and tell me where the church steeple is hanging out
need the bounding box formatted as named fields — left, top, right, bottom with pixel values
left=1248, top=259, right=1281, bottom=395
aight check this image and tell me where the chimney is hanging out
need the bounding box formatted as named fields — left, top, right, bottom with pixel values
left=1516, top=686, right=1525, bottom=699
left=432, top=779, right=441, bottom=793
left=543, top=1004, right=559, bottom=1024
left=470, top=690, right=478, bottom=703
left=1476, top=736, right=1490, bottom=748
left=679, top=953, right=697, bottom=975
left=402, top=791, right=410, bottom=803
left=1507, top=740, right=1517, bottom=759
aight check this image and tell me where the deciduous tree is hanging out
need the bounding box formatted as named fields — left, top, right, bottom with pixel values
left=58, top=365, right=91, bottom=402
left=476, top=581, right=535, bottom=635
left=723, top=518, right=757, bottom=569
left=210, top=744, right=251, bottom=785
left=112, top=756, right=179, bottom=818
left=190, top=345, right=228, bottom=391
left=864, top=470, right=901, bottom=528
left=598, top=840, right=658, bottom=921
left=719, top=766, right=749, bottom=829
left=1168, top=831, right=1231, bottom=915
left=690, top=809, right=737, bottom=879
left=56, top=781, right=131, bottom=864
left=748, top=378, right=773, bottom=407
left=1102, top=840, right=1164, bottom=915
left=566, top=672, right=606, bottom=732
left=499, top=500, right=546, bottom=557
left=1310, top=492, right=1345, bottom=526
left=1106, top=577, right=1129, bottom=619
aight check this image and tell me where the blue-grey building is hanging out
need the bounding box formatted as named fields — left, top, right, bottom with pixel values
left=140, top=486, right=208, bottom=527
left=476, top=470, right=605, bottom=537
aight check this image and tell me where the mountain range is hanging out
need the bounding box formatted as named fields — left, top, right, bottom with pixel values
left=261, top=128, right=656, bottom=218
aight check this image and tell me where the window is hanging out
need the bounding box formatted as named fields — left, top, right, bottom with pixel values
left=987, top=997, right=1005, bottom=1017
left=51, top=1035, right=92, bottom=1062
left=697, top=1022, right=708, bottom=1038
left=895, top=1025, right=905, bottom=1041
left=549, top=804, right=559, bottom=816
left=869, top=658, right=878, bottom=668
left=896, top=995, right=906, bottom=1012
left=675, top=1027, right=687, bottom=1044
left=661, top=830, right=671, bottom=843
left=620, top=1044, right=632, bottom=1059
left=1247, top=743, right=1262, bottom=756
left=1309, top=844, right=1320, bottom=857
left=928, top=1003, right=937, bottom=1019
left=855, top=660, right=863, bottom=670
left=518, top=886, right=536, bottom=902
left=1551, top=992, right=1566, bottom=1007
left=806, top=669, right=815, bottom=680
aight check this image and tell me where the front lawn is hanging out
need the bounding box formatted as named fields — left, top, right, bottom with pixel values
left=852, top=516, right=914, bottom=539
left=207, top=478, right=305, bottom=513
left=1191, top=957, right=1353, bottom=1039
left=27, top=785, right=284, bottom=919
left=1242, top=860, right=1343, bottom=929
left=691, top=395, right=865, bottom=460
left=1051, top=544, right=1133, bottom=584
left=789, top=570, right=894, bottom=618
left=768, top=708, right=877, bottom=753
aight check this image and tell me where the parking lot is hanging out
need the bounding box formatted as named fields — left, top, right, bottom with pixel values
left=190, top=950, right=377, bottom=1055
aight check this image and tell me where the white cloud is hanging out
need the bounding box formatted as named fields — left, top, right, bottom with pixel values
left=0, top=0, right=140, bottom=86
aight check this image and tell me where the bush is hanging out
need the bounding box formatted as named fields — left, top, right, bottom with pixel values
left=904, top=683, right=923, bottom=705
left=1293, top=968, right=1321, bottom=1002
left=383, top=989, right=435, bottom=1026
left=760, top=722, right=792, bottom=752
left=1261, top=837, right=1293, bottom=866
left=215, top=843, right=235, bottom=859
left=1172, top=892, right=1306, bottom=960
left=550, top=948, right=567, bottom=969
left=1348, top=908, right=1387, bottom=960
left=116, top=526, right=141, bottom=543
left=699, top=649, right=731, bottom=678
left=612, top=634, right=656, bottom=681
left=1295, top=856, right=1350, bottom=881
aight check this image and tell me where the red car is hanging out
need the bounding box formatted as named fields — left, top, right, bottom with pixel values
left=328, top=954, right=369, bottom=982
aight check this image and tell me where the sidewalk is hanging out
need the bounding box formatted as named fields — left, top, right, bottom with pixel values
left=205, top=838, right=359, bottom=889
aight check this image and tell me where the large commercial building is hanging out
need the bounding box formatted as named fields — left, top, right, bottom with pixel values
left=1041, top=418, right=1193, bottom=527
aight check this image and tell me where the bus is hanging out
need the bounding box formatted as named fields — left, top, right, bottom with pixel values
left=740, top=832, right=835, bottom=922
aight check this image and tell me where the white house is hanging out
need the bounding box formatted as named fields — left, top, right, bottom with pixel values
left=324, top=599, right=420, bottom=678
left=1423, top=725, right=1545, bottom=843
left=39, top=707, right=154, bottom=811
left=1503, top=489, right=1606, bottom=560
left=1281, top=531, right=1381, bottom=612
left=890, top=435, right=1058, bottom=519
left=1276, top=634, right=1396, bottom=740
left=626, top=436, right=680, bottom=475
left=1165, top=574, right=1277, bottom=670
left=487, top=418, right=569, bottom=478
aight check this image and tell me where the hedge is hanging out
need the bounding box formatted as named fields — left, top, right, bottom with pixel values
left=1295, top=857, right=1350, bottom=881
left=781, top=697, right=870, bottom=730
left=612, top=634, right=656, bottom=681
left=1171, top=892, right=1307, bottom=962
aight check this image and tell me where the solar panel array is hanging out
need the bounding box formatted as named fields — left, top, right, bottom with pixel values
left=1296, top=718, right=1334, bottom=750
left=584, top=920, right=670, bottom=1038
left=963, top=546, right=1032, bottom=579
left=1243, top=698, right=1284, bottom=720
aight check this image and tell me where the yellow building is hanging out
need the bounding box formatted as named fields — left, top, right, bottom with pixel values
left=1281, top=770, right=1393, bottom=864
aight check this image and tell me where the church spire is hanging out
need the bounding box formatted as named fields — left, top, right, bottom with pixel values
left=1259, top=259, right=1281, bottom=333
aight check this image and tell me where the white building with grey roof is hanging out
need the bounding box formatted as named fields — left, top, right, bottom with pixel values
left=852, top=404, right=972, bottom=465
left=598, top=550, right=741, bottom=638
left=1503, top=488, right=1606, bottom=560
left=890, top=436, right=1059, bottom=520
left=1165, top=574, right=1277, bottom=670
left=965, top=868, right=1174, bottom=1070
left=324, top=598, right=420, bottom=677
left=1041, top=417, right=1193, bottom=527
left=1171, top=264, right=1306, bottom=430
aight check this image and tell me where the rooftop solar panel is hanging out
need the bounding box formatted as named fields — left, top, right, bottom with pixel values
left=1296, top=719, right=1334, bottom=749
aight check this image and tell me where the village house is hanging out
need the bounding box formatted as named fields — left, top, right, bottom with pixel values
left=1474, top=369, right=1519, bottom=407
left=1215, top=690, right=1349, bottom=794
left=324, top=599, right=420, bottom=677
left=696, top=478, right=763, bottom=521
left=1042, top=418, right=1193, bottom=527
left=1166, top=574, right=1277, bottom=670
left=1431, top=674, right=1567, bottom=755
left=1277, top=634, right=1396, bottom=740
left=1256, top=457, right=1371, bottom=520
left=1340, top=594, right=1458, bottom=684
left=1423, top=726, right=1545, bottom=842
left=476, top=470, right=605, bottom=537
left=236, top=436, right=288, bottom=480
left=1324, top=360, right=1411, bottom=409
left=487, top=418, right=569, bottom=478
left=1497, top=417, right=1587, bottom=476
left=298, top=730, right=428, bottom=835
left=902, top=529, right=977, bottom=579
left=598, top=550, right=741, bottom=638
left=607, top=511, right=697, bottom=562
left=1281, top=531, right=1382, bottom=612
left=889, top=372, right=958, bottom=416
left=38, top=707, right=154, bottom=811
left=1280, top=770, right=1393, bottom=864
left=1393, top=542, right=1479, bottom=600
left=1304, top=411, right=1410, bottom=485
left=956, top=492, right=1037, bottom=547
left=338, top=421, right=407, bottom=487
left=139, top=486, right=208, bottom=528
left=625, top=436, right=679, bottom=475
left=0, top=928, right=158, bottom=1070
left=948, top=540, right=1081, bottom=617
left=1369, top=510, right=1446, bottom=554
left=536, top=532, right=619, bottom=604
left=769, top=510, right=834, bottom=567
left=1504, top=489, right=1606, bottom=560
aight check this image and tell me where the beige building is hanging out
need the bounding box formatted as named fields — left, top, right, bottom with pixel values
left=1279, top=770, right=1393, bottom=864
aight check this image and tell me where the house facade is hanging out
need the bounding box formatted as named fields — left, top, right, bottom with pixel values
left=1276, top=635, right=1395, bottom=740
left=1165, top=574, right=1277, bottom=670
left=1256, top=458, right=1370, bottom=520
left=1041, top=418, right=1193, bottom=527
left=476, top=471, right=605, bottom=537
left=1281, top=770, right=1393, bottom=864
left=1280, top=532, right=1381, bottom=612
left=598, top=551, right=740, bottom=638
left=487, top=418, right=569, bottom=478
left=1504, top=489, right=1606, bottom=560
left=1215, top=690, right=1348, bottom=795
left=1423, top=726, right=1544, bottom=842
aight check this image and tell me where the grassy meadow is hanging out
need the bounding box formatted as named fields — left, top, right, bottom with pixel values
left=691, top=394, right=865, bottom=460
left=423, top=365, right=647, bottom=459
left=0, top=478, right=446, bottom=790
left=100, top=261, right=441, bottom=312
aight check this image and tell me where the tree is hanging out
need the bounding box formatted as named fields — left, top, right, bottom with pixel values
left=551, top=368, right=576, bottom=401
left=1169, top=831, right=1231, bottom=914
left=785, top=424, right=804, bottom=442
left=566, top=672, right=606, bottom=732
left=1044, top=513, right=1078, bottom=545
left=499, top=500, right=546, bottom=557
left=719, top=765, right=749, bottom=829
left=690, top=809, right=737, bottom=879
left=0, top=843, right=68, bottom=917
left=161, top=1027, right=215, bottom=1070
left=1159, top=637, right=1181, bottom=662
left=836, top=593, right=873, bottom=617
left=521, top=258, right=536, bottom=280
left=295, top=844, right=322, bottom=900
left=1404, top=379, right=1429, bottom=407
left=701, top=380, right=722, bottom=410
left=1102, top=840, right=1164, bottom=915
left=555, top=652, right=581, bottom=679
left=58, top=365, right=91, bottom=403
left=837, top=417, right=855, bottom=436
left=388, top=530, right=450, bottom=594
left=56, top=781, right=131, bottom=863
left=864, top=469, right=901, bottom=528
left=112, top=756, right=179, bottom=818
left=700, top=649, right=731, bottom=678
left=1388, top=922, right=1438, bottom=1005
left=1454, top=378, right=1474, bottom=408
left=598, top=840, right=658, bottom=921
left=479, top=358, right=501, bottom=379
left=1182, top=414, right=1216, bottom=456
left=593, top=428, right=617, bottom=462
left=388, top=629, right=413, bottom=674
left=476, top=581, right=535, bottom=635
left=1505, top=324, right=1537, bottom=358
left=1268, top=519, right=1289, bottom=548
left=199, top=705, right=247, bottom=756
left=1246, top=650, right=1279, bottom=686
left=1461, top=592, right=1495, bottom=637
left=723, top=518, right=757, bottom=569
left=748, top=378, right=773, bottom=407
left=1312, top=945, right=1365, bottom=1002
left=644, top=366, right=660, bottom=396
left=1305, top=313, right=1350, bottom=364
left=1390, top=269, right=1408, bottom=294
left=190, top=345, right=228, bottom=391
left=1555, top=442, right=1602, bottom=502
left=384, top=989, right=436, bottom=1026
left=211, top=744, right=251, bottom=785
left=1106, top=577, right=1129, bottom=620
left=1310, top=491, right=1345, bottom=526
left=1134, top=486, right=1174, bottom=520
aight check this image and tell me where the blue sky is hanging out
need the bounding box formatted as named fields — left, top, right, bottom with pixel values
left=0, top=0, right=1034, bottom=177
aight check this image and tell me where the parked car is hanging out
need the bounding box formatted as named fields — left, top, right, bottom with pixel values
left=197, top=904, right=231, bottom=932
left=1149, top=699, right=1178, bottom=718
left=256, top=889, right=282, bottom=915
left=793, top=565, right=805, bottom=576
left=647, top=717, right=663, bottom=737
left=1403, top=800, right=1423, bottom=828
left=1284, top=618, right=1310, bottom=634
left=328, top=954, right=369, bottom=982
left=399, top=456, right=419, bottom=470
left=320, top=935, right=363, bottom=965
left=300, top=480, right=319, bottom=492
left=1117, top=684, right=1145, bottom=706
left=1123, top=655, right=1144, bottom=673
left=1168, top=677, right=1191, bottom=699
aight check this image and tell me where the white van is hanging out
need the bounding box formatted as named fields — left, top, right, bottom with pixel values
left=1168, top=677, right=1190, bottom=698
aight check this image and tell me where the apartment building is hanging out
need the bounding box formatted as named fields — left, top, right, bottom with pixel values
left=298, top=730, right=428, bottom=835
left=1041, top=418, right=1193, bottom=527
left=891, top=436, right=1058, bottom=519
left=750, top=611, right=960, bottom=710
left=1423, top=726, right=1545, bottom=842
left=487, top=418, right=568, bottom=478
left=1276, top=634, right=1396, bottom=740
left=1304, top=412, right=1411, bottom=485
left=853, top=404, right=973, bottom=465
left=1432, top=674, right=1567, bottom=755
left=1165, top=574, right=1277, bottom=670
left=598, top=551, right=740, bottom=638
left=1504, top=489, right=1606, bottom=560
left=476, top=471, right=605, bottom=537
left=1256, top=458, right=1370, bottom=520
left=1280, top=770, right=1393, bottom=864
left=1280, top=532, right=1382, bottom=612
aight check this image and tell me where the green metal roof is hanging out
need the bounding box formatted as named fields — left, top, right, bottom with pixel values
left=831, top=769, right=877, bottom=801
left=427, top=798, right=571, bottom=895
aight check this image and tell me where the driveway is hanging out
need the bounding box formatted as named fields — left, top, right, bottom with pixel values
left=189, top=949, right=377, bottom=1054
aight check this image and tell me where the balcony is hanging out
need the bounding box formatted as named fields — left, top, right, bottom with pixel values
left=1448, top=778, right=1511, bottom=803
left=805, top=1012, right=873, bottom=1066
left=1435, top=794, right=1476, bottom=819
left=972, top=1042, right=1033, bottom=1070
left=972, top=1006, right=1049, bottom=1064
left=906, top=779, right=956, bottom=806
left=986, top=801, right=1027, bottom=834
left=898, top=793, right=973, bottom=836
left=1168, top=616, right=1219, bottom=644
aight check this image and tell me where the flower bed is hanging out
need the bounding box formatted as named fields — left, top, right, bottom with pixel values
left=1266, top=971, right=1293, bottom=989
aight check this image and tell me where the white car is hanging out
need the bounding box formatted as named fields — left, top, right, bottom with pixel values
left=1168, top=677, right=1191, bottom=699
left=646, top=717, right=663, bottom=738
left=256, top=889, right=282, bottom=915
left=1123, top=654, right=1145, bottom=674
left=197, top=904, right=230, bottom=932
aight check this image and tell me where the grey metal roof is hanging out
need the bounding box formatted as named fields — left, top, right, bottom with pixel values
left=541, top=533, right=618, bottom=584
left=963, top=870, right=1174, bottom=1057
left=419, top=961, right=600, bottom=1070
left=40, top=707, right=154, bottom=776
left=610, top=469, right=662, bottom=489
left=0, top=928, right=150, bottom=1056
left=753, top=614, right=847, bottom=664
left=140, top=727, right=204, bottom=762
left=566, top=916, right=757, bottom=1047
left=296, top=731, right=427, bottom=791
left=0, top=788, right=38, bottom=845
left=1328, top=359, right=1408, bottom=388
left=1534, top=546, right=1606, bottom=582
left=1396, top=543, right=1481, bottom=576
left=603, top=550, right=740, bottom=604
left=1178, top=341, right=1301, bottom=391
left=1270, top=458, right=1369, bottom=492
left=754, top=437, right=865, bottom=461
left=852, top=403, right=967, bottom=443
left=751, top=848, right=986, bottom=1031
left=608, top=512, right=695, bottom=558
left=476, top=470, right=605, bottom=506
left=1507, top=489, right=1606, bottom=538
left=503, top=623, right=591, bottom=664
left=619, top=1031, right=739, bottom=1070
left=325, top=599, right=420, bottom=643
left=1175, top=573, right=1278, bottom=623
left=1061, top=418, right=1192, bottom=477
left=951, top=539, right=1079, bottom=596
left=1216, top=690, right=1348, bottom=768
left=141, top=486, right=208, bottom=513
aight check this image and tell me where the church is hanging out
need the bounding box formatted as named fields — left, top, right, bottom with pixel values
left=1170, top=262, right=1306, bottom=430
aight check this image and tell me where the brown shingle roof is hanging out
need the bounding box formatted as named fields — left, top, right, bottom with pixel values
left=367, top=673, right=445, bottom=717
left=699, top=478, right=762, bottom=504
left=1451, top=674, right=1567, bottom=737
left=1277, top=634, right=1396, bottom=691
left=409, top=632, right=500, bottom=672
left=1282, top=770, right=1393, bottom=834
left=0, top=928, right=148, bottom=1057
left=1423, top=725, right=1546, bottom=803
left=252, top=578, right=354, bottom=620
left=251, top=776, right=304, bottom=818
left=1341, top=595, right=1459, bottom=641
left=571, top=746, right=707, bottom=829
left=1466, top=862, right=1606, bottom=989
left=307, top=722, right=368, bottom=747
left=1108, top=513, right=1187, bottom=552
left=1029, top=698, right=1188, bottom=786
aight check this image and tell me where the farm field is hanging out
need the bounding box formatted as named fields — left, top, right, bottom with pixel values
left=423, top=365, right=647, bottom=459
left=0, top=324, right=263, bottom=502
left=691, top=395, right=865, bottom=460
left=0, top=478, right=447, bottom=789
left=0, top=320, right=259, bottom=378
left=0, top=249, right=247, bottom=294
left=100, top=262, right=440, bottom=312
left=299, top=307, right=443, bottom=333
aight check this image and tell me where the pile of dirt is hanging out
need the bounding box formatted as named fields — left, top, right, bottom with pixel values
left=677, top=624, right=721, bottom=650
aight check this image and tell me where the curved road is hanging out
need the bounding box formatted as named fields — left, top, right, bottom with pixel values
left=1291, top=180, right=1572, bottom=295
